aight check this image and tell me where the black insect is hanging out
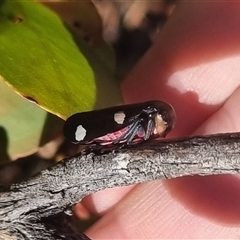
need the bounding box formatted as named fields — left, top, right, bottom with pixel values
left=63, top=100, right=176, bottom=147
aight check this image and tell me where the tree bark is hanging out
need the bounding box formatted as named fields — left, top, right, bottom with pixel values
left=1, top=132, right=240, bottom=239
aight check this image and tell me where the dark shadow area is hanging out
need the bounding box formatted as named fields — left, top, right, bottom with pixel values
left=165, top=175, right=240, bottom=225
left=0, top=126, right=10, bottom=164
left=73, top=214, right=99, bottom=233
left=41, top=212, right=91, bottom=239
left=0, top=0, right=6, bottom=9
left=39, top=112, right=64, bottom=146
left=0, top=154, right=54, bottom=186
left=113, top=27, right=152, bottom=75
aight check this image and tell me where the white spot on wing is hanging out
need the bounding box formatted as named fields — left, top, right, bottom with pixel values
left=114, top=111, right=125, bottom=124
left=75, top=125, right=87, bottom=141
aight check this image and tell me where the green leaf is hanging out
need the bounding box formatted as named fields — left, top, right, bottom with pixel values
left=0, top=0, right=121, bottom=119
left=42, top=0, right=104, bottom=47
left=0, top=78, right=64, bottom=161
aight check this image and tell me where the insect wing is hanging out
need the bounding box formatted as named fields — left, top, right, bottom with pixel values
left=63, top=105, right=143, bottom=144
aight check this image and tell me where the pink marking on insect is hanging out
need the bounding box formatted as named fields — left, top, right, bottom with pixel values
left=94, top=125, right=147, bottom=145
left=96, top=127, right=128, bottom=142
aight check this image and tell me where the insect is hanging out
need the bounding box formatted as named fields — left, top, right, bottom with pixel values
left=63, top=100, right=176, bottom=147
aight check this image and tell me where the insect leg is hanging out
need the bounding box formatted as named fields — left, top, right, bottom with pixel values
left=143, top=115, right=155, bottom=140
left=126, top=124, right=142, bottom=144
left=113, top=120, right=141, bottom=145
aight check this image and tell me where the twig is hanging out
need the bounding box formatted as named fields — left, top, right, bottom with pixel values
left=1, top=132, right=240, bottom=239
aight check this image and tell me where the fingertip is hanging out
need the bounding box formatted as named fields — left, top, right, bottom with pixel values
left=122, top=2, right=240, bottom=137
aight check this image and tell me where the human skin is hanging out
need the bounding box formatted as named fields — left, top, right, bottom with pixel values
left=83, top=2, right=240, bottom=238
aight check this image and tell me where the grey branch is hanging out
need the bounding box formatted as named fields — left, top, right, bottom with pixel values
left=1, top=132, right=240, bottom=239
